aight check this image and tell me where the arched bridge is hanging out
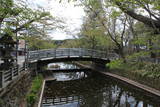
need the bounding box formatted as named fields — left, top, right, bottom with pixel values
left=28, top=48, right=118, bottom=71
left=28, top=48, right=117, bottom=62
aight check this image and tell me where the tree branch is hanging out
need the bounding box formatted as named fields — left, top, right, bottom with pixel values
left=115, top=1, right=160, bottom=29
left=12, top=14, right=48, bottom=33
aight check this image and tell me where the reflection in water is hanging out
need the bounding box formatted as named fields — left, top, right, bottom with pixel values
left=47, top=62, right=88, bottom=81
left=52, top=72, right=87, bottom=81
left=48, top=63, right=80, bottom=70
left=42, top=72, right=160, bottom=107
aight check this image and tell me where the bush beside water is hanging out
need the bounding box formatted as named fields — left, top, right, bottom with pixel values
left=108, top=59, right=160, bottom=78
left=107, top=59, right=160, bottom=90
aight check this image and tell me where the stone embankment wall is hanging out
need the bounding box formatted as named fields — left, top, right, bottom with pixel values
left=0, top=71, right=33, bottom=107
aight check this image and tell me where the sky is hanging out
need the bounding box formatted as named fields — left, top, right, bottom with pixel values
left=27, top=0, right=85, bottom=40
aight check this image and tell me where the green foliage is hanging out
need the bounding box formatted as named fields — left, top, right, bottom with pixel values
left=0, top=0, right=14, bottom=16
left=107, top=59, right=124, bottom=69
left=0, top=0, right=58, bottom=59
left=63, top=1, right=115, bottom=50
left=131, top=22, right=156, bottom=47
left=142, top=63, right=159, bottom=78
left=132, top=37, right=147, bottom=45
left=133, top=62, right=146, bottom=70
left=26, top=36, right=56, bottom=50
left=111, top=60, right=160, bottom=79
left=113, top=0, right=160, bottom=11
left=141, top=63, right=160, bottom=78
left=0, top=98, right=4, bottom=106
left=26, top=93, right=37, bottom=106
left=26, top=75, right=43, bottom=106
left=30, top=75, right=43, bottom=93
left=127, top=51, right=150, bottom=60
left=131, top=63, right=160, bottom=79
left=110, top=10, right=122, bottom=18
left=60, top=39, right=82, bottom=48
left=84, top=0, right=102, bottom=10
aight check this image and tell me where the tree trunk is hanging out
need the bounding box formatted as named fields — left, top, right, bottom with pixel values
left=119, top=47, right=126, bottom=63
left=148, top=39, right=156, bottom=58
left=114, top=46, right=126, bottom=63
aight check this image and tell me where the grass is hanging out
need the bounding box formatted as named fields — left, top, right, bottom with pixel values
left=26, top=74, right=43, bottom=107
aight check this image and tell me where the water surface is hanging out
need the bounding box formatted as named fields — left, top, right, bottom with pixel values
left=42, top=63, right=160, bottom=107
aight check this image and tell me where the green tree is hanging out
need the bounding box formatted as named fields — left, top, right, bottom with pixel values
left=80, top=0, right=135, bottom=61
left=0, top=0, right=54, bottom=37
left=0, top=0, right=64, bottom=50
left=132, top=22, right=160, bottom=57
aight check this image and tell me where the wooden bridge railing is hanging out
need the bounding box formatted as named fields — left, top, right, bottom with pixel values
left=43, top=96, right=82, bottom=106
left=0, top=65, right=26, bottom=88
left=28, top=48, right=118, bottom=61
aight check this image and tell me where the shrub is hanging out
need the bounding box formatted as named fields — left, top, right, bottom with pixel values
left=107, top=59, right=124, bottom=70
left=131, top=62, right=147, bottom=70
left=132, top=63, right=160, bottom=79
left=26, top=93, right=37, bottom=106
left=142, top=63, right=160, bottom=78
left=127, top=51, right=149, bottom=60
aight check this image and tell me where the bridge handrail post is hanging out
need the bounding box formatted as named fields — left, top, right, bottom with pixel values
left=91, top=49, right=93, bottom=58
left=102, top=51, right=105, bottom=58
left=103, top=51, right=105, bottom=58
left=100, top=51, right=102, bottom=58
left=68, top=48, right=70, bottom=57
left=61, top=49, right=65, bottom=56
left=45, top=51, right=47, bottom=58
left=54, top=49, right=56, bottom=58
left=0, top=71, right=4, bottom=88
left=83, top=48, right=85, bottom=56
left=105, top=51, right=108, bottom=58
left=92, top=50, right=94, bottom=57
left=37, top=50, right=40, bottom=60
left=82, top=48, right=84, bottom=56
left=80, top=48, right=82, bottom=57
left=46, top=51, right=48, bottom=57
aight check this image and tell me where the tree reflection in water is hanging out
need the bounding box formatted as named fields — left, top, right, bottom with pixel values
left=42, top=72, right=160, bottom=107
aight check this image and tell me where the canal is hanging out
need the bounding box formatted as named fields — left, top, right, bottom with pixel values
left=42, top=63, right=160, bottom=107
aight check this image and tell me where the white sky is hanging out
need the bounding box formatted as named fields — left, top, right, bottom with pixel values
left=27, top=0, right=85, bottom=40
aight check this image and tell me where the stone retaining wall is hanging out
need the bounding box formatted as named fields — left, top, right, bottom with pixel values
left=0, top=71, right=33, bottom=107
